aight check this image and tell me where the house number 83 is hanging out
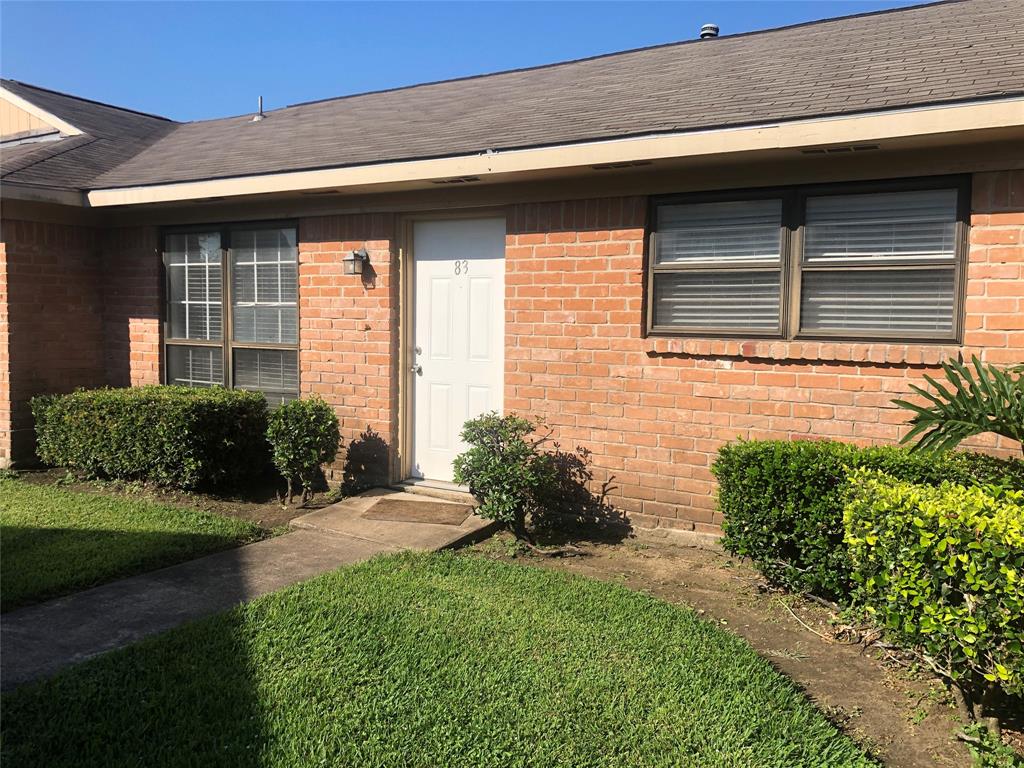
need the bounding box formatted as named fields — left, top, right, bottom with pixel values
left=454, top=259, right=469, bottom=275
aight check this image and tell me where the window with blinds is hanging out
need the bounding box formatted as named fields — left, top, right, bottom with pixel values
left=167, top=345, right=223, bottom=388
left=233, top=349, right=299, bottom=406
left=165, top=232, right=222, bottom=342
left=163, top=223, right=299, bottom=402
left=650, top=199, right=783, bottom=334
left=799, top=189, right=958, bottom=336
left=230, top=228, right=299, bottom=345
left=648, top=179, right=965, bottom=341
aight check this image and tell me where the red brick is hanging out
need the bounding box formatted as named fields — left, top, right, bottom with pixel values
left=5, top=172, right=1021, bottom=530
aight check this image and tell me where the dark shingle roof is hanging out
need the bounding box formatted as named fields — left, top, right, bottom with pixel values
left=0, top=80, right=175, bottom=190
left=3, top=0, right=1022, bottom=193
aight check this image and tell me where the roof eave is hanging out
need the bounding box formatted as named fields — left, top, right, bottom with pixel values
left=1, top=180, right=86, bottom=207
left=83, top=96, right=1024, bottom=209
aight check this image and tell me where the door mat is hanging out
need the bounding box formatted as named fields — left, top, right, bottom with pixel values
left=362, top=499, right=474, bottom=526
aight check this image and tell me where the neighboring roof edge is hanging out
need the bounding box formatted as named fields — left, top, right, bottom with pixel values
left=1, top=179, right=86, bottom=207
left=0, top=80, right=174, bottom=125
left=0, top=84, right=84, bottom=137
left=278, top=0, right=957, bottom=115
left=85, top=94, right=1024, bottom=208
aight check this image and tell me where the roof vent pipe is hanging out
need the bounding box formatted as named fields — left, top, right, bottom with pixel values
left=700, top=23, right=719, bottom=39
left=252, top=96, right=265, bottom=122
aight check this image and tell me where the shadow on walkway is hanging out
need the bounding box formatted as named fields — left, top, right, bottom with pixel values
left=1, top=525, right=248, bottom=613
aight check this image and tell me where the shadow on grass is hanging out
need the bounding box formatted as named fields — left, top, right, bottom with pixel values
left=2, top=607, right=266, bottom=767
left=1, top=526, right=268, bottom=764
left=0, top=525, right=259, bottom=612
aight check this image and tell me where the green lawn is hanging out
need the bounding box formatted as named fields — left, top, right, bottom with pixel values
left=2, top=552, right=877, bottom=768
left=0, top=478, right=264, bottom=611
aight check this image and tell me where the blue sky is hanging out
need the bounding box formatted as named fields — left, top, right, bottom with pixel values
left=2, top=1, right=924, bottom=122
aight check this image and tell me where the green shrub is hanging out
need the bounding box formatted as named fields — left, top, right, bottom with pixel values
left=844, top=468, right=1024, bottom=734
left=713, top=440, right=1024, bottom=599
left=453, top=412, right=556, bottom=540
left=32, top=386, right=269, bottom=490
left=266, top=396, right=340, bottom=503
left=894, top=355, right=1024, bottom=455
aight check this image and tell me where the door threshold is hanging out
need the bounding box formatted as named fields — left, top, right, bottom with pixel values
left=395, top=478, right=475, bottom=504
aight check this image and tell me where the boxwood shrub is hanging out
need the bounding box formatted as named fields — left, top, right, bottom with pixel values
left=712, top=440, right=1024, bottom=599
left=32, top=386, right=269, bottom=490
left=844, top=469, right=1024, bottom=729
left=266, top=396, right=341, bottom=504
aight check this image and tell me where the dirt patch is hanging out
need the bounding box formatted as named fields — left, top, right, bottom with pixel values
left=13, top=469, right=342, bottom=531
left=470, top=531, right=983, bottom=768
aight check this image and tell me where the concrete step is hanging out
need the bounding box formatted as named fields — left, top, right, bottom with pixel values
left=392, top=480, right=477, bottom=505
left=292, top=489, right=495, bottom=551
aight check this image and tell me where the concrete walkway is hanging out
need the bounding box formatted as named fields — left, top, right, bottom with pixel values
left=1, top=489, right=494, bottom=690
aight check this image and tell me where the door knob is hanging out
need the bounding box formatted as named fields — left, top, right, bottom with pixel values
left=411, top=364, right=423, bottom=375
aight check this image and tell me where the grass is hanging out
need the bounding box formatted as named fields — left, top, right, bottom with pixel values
left=1, top=552, right=877, bottom=767
left=0, top=477, right=265, bottom=611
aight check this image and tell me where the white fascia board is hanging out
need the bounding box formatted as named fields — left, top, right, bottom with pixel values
left=0, top=86, right=84, bottom=137
left=85, top=96, right=1024, bottom=208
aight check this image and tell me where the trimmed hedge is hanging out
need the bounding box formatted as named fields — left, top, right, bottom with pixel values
left=844, top=469, right=1024, bottom=721
left=713, top=440, right=1024, bottom=599
left=32, top=386, right=269, bottom=490
left=266, top=396, right=341, bottom=504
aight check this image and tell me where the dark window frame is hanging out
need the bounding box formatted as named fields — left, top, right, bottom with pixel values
left=645, top=175, right=970, bottom=343
left=161, top=220, right=300, bottom=399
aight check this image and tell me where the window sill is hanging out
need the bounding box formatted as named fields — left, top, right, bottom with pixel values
left=642, top=336, right=963, bottom=365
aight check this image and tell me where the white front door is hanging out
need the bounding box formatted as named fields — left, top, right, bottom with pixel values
left=411, top=218, right=505, bottom=482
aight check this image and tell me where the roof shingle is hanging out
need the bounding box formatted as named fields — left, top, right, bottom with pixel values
left=3, top=0, right=1022, bottom=192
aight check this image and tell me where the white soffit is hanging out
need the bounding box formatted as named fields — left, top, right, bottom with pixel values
left=86, top=96, right=1024, bottom=208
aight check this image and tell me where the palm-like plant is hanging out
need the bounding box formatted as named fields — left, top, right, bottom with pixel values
left=893, top=356, right=1024, bottom=455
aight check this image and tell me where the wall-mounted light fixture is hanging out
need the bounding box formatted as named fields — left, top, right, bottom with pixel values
left=343, top=247, right=369, bottom=276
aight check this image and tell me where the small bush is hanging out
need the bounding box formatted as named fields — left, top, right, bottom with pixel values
left=32, top=386, right=269, bottom=490
left=266, top=396, right=340, bottom=503
left=713, top=440, right=1024, bottom=599
left=455, top=413, right=629, bottom=545
left=453, top=412, right=555, bottom=540
left=844, top=469, right=1024, bottom=733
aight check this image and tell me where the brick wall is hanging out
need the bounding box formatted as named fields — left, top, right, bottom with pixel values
left=3, top=169, right=1020, bottom=514
left=964, top=171, right=1024, bottom=364
left=0, top=219, right=107, bottom=465
left=505, top=170, right=1024, bottom=535
left=299, top=213, right=399, bottom=487
left=101, top=226, right=161, bottom=387
left=0, top=239, right=9, bottom=466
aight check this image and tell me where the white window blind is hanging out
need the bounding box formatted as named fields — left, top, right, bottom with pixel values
left=803, top=189, right=957, bottom=263
left=233, top=349, right=299, bottom=406
left=165, top=225, right=300, bottom=402
left=653, top=272, right=780, bottom=329
left=650, top=182, right=964, bottom=340
left=231, top=228, right=298, bottom=345
left=165, top=233, right=222, bottom=341
left=800, top=188, right=958, bottom=336
left=656, top=200, right=782, bottom=264
left=651, top=198, right=783, bottom=332
left=800, top=269, right=955, bottom=334
left=167, top=345, right=223, bottom=387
